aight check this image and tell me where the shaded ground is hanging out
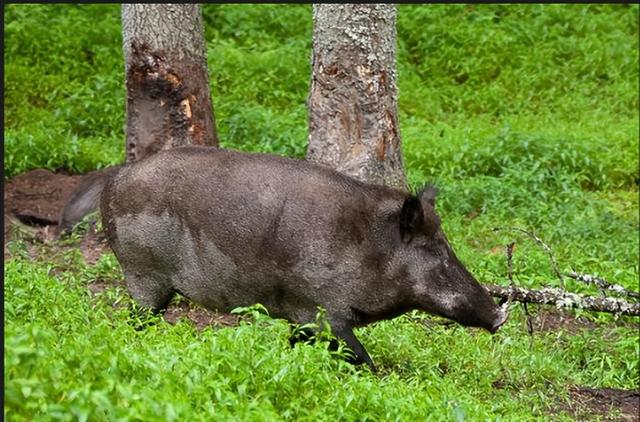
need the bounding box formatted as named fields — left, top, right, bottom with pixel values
left=4, top=168, right=639, bottom=420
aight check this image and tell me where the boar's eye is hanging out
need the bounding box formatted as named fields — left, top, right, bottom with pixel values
left=413, top=237, right=429, bottom=248
left=413, top=237, right=446, bottom=259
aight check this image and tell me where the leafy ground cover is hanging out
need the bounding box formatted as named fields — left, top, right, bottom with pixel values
left=4, top=4, right=639, bottom=421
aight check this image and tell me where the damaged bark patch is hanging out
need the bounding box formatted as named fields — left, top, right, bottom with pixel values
left=376, top=136, right=386, bottom=161
left=307, top=5, right=407, bottom=191
left=125, top=41, right=206, bottom=162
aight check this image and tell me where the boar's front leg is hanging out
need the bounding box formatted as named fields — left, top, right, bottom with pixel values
left=289, top=322, right=377, bottom=372
left=331, top=322, right=377, bottom=372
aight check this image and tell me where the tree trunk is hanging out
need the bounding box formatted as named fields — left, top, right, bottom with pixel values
left=307, top=4, right=407, bottom=191
left=121, top=4, right=217, bottom=162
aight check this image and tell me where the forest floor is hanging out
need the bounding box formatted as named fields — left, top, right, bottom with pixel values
left=4, top=168, right=639, bottom=421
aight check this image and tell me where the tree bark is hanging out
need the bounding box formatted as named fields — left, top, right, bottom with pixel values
left=121, top=4, right=217, bottom=162
left=307, top=4, right=407, bottom=191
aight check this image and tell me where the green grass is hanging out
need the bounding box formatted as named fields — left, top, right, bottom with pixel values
left=4, top=258, right=637, bottom=421
left=4, top=4, right=639, bottom=421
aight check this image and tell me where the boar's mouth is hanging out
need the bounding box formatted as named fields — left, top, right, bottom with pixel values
left=488, top=308, right=508, bottom=334
left=432, top=301, right=508, bottom=334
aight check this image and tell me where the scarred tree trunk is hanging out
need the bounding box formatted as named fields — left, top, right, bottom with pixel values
left=307, top=4, right=407, bottom=191
left=121, top=4, right=217, bottom=162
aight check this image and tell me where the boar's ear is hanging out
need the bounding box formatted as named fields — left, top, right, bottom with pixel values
left=399, top=195, right=424, bottom=243
left=419, top=184, right=438, bottom=207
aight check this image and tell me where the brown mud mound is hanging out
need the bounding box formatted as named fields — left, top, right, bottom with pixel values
left=4, top=169, right=84, bottom=255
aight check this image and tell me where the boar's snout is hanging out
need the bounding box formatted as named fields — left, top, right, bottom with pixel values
left=488, top=308, right=508, bottom=334
left=466, top=284, right=508, bottom=334
left=431, top=264, right=508, bottom=334
left=446, top=293, right=507, bottom=334
left=469, top=291, right=508, bottom=334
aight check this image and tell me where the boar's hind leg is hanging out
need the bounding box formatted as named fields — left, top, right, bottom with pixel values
left=331, top=323, right=377, bottom=372
left=124, top=271, right=174, bottom=314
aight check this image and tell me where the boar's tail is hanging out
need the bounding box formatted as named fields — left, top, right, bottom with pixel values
left=58, top=164, right=123, bottom=235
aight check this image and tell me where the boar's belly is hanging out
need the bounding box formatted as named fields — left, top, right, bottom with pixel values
left=112, top=212, right=313, bottom=319
left=113, top=213, right=241, bottom=308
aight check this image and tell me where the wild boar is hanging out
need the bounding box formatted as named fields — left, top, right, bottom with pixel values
left=101, top=146, right=507, bottom=371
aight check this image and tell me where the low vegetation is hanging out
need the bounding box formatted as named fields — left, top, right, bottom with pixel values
left=4, top=4, right=638, bottom=420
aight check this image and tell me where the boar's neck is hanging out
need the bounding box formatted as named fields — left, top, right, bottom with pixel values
left=349, top=218, right=417, bottom=327
left=350, top=300, right=414, bottom=327
left=349, top=265, right=417, bottom=327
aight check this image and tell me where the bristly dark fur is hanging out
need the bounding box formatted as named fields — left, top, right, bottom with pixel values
left=102, top=146, right=505, bottom=371
left=411, top=182, right=439, bottom=201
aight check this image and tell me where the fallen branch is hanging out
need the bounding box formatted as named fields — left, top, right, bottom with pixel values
left=485, top=284, right=640, bottom=317
left=567, top=272, right=640, bottom=300
left=493, top=226, right=564, bottom=287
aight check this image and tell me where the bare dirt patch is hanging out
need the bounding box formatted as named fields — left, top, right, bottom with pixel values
left=517, top=305, right=638, bottom=334
left=530, top=307, right=599, bottom=334
left=562, top=386, right=640, bottom=421
left=164, top=300, right=240, bottom=330
left=87, top=279, right=118, bottom=296
left=78, top=227, right=112, bottom=265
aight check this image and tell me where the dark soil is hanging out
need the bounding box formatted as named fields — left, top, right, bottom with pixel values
left=164, top=300, right=240, bottom=330
left=561, top=386, right=640, bottom=421
left=4, top=168, right=639, bottom=419
left=529, top=307, right=599, bottom=334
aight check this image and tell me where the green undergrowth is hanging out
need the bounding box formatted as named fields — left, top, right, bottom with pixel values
left=5, top=5, right=638, bottom=180
left=4, top=258, right=638, bottom=421
left=4, top=4, right=639, bottom=421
